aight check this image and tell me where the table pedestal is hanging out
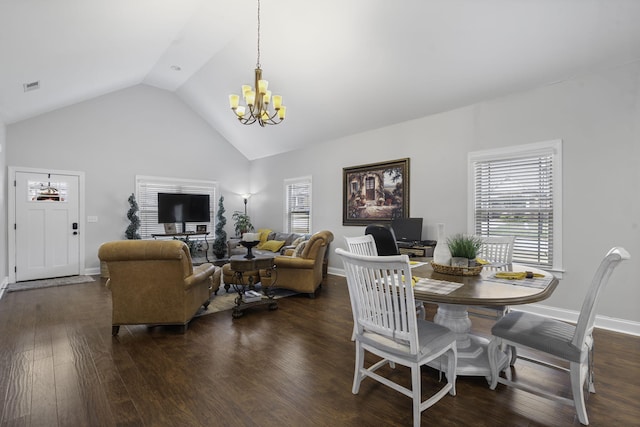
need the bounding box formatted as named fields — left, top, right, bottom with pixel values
left=430, top=303, right=508, bottom=379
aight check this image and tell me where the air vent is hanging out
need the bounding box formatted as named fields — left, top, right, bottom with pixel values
left=23, top=81, right=40, bottom=92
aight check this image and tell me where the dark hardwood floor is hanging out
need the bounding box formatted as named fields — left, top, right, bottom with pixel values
left=1, top=274, right=638, bottom=427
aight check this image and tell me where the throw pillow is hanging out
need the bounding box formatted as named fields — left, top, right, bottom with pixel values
left=256, top=228, right=272, bottom=248
left=291, top=236, right=305, bottom=247
left=260, top=240, right=286, bottom=252
left=293, top=241, right=307, bottom=257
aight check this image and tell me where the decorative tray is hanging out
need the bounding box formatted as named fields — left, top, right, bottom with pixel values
left=430, top=261, right=483, bottom=276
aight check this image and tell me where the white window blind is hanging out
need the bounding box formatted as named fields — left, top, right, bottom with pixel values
left=285, top=176, right=312, bottom=233
left=135, top=176, right=217, bottom=239
left=469, top=141, right=562, bottom=270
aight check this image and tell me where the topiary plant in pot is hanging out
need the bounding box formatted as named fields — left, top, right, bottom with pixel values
left=125, top=193, right=141, bottom=240
left=212, top=196, right=227, bottom=259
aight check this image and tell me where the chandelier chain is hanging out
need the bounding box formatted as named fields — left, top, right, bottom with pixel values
left=256, top=0, right=261, bottom=69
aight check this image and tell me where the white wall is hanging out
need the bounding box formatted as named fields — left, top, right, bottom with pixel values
left=4, top=64, right=639, bottom=328
left=251, top=62, right=640, bottom=325
left=6, top=84, right=251, bottom=273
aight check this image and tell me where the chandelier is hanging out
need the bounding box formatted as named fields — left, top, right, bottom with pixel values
left=228, top=0, right=286, bottom=127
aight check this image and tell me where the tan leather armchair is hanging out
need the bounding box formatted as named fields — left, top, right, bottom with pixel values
left=260, top=230, right=333, bottom=297
left=98, top=240, right=220, bottom=336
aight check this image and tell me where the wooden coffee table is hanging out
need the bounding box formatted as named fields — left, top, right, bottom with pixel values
left=227, top=254, right=278, bottom=318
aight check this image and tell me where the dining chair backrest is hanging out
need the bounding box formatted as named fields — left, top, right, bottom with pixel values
left=345, top=234, right=426, bottom=327
left=478, top=235, right=515, bottom=264
left=344, top=235, right=378, bottom=256
left=573, top=247, right=630, bottom=349
left=336, top=248, right=419, bottom=354
left=488, top=246, right=629, bottom=425
left=365, top=224, right=400, bottom=256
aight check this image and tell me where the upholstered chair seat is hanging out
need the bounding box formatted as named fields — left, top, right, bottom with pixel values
left=98, top=239, right=220, bottom=335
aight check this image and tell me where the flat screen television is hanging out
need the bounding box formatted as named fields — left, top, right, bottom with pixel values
left=391, top=217, right=423, bottom=244
left=157, top=193, right=210, bottom=232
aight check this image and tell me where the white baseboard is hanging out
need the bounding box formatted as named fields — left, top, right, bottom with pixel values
left=84, top=267, right=100, bottom=276
left=513, top=304, right=640, bottom=337
left=0, top=276, right=7, bottom=300
left=327, top=268, right=640, bottom=337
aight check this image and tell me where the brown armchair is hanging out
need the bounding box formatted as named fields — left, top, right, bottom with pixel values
left=98, top=240, right=221, bottom=336
left=260, top=230, right=333, bottom=297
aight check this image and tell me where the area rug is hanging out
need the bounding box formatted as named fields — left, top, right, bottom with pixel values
left=7, top=275, right=96, bottom=292
left=195, top=284, right=298, bottom=316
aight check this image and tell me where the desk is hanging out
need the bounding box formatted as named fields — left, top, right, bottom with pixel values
left=411, top=262, right=558, bottom=379
left=151, top=232, right=210, bottom=262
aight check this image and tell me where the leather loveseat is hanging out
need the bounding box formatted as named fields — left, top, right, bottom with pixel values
left=98, top=239, right=221, bottom=335
left=259, top=230, right=334, bottom=297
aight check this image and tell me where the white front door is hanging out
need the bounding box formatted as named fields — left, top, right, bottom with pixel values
left=14, top=171, right=80, bottom=281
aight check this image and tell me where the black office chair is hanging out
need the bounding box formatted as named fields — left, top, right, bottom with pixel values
left=365, top=224, right=399, bottom=256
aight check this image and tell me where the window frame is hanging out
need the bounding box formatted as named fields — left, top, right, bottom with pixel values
left=135, top=175, right=218, bottom=240
left=284, top=176, right=312, bottom=234
left=467, top=140, right=563, bottom=276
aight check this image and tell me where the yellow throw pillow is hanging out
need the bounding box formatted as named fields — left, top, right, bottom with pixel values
left=256, top=228, right=272, bottom=248
left=260, top=240, right=285, bottom=252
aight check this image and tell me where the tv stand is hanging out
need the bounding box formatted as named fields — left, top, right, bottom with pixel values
left=151, top=232, right=210, bottom=262
left=397, top=242, right=434, bottom=258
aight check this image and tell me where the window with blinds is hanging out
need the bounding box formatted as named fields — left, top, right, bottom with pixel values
left=284, top=176, right=312, bottom=234
left=135, top=176, right=217, bottom=239
left=468, top=140, right=562, bottom=270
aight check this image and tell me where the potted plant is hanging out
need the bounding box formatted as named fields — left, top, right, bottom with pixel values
left=447, top=234, right=483, bottom=267
left=125, top=193, right=141, bottom=240
left=232, top=211, right=254, bottom=237
left=212, top=196, right=227, bottom=259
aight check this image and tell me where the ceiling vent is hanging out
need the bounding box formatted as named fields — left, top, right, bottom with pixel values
left=23, top=81, right=40, bottom=92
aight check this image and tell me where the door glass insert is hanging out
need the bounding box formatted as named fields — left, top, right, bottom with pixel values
left=27, top=180, right=68, bottom=202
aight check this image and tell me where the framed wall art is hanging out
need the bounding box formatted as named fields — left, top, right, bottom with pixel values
left=342, top=158, right=409, bottom=226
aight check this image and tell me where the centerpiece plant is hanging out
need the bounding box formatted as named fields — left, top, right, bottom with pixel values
left=447, top=234, right=483, bottom=267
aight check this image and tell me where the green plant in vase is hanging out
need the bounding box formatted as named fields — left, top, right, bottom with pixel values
left=447, top=234, right=483, bottom=267
left=232, top=211, right=254, bottom=237
left=212, top=196, right=227, bottom=259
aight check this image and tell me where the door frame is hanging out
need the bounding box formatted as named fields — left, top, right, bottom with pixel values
left=8, top=166, right=86, bottom=283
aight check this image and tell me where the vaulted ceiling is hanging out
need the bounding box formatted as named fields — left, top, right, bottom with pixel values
left=2, top=0, right=640, bottom=159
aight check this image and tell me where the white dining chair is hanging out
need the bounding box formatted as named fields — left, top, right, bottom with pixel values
left=478, top=235, right=515, bottom=267
left=336, top=248, right=457, bottom=427
left=345, top=235, right=426, bottom=322
left=469, top=235, right=516, bottom=320
left=344, top=234, right=378, bottom=256
left=488, top=247, right=630, bottom=425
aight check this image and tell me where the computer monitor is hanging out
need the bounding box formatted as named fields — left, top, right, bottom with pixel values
left=391, top=217, right=423, bottom=243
